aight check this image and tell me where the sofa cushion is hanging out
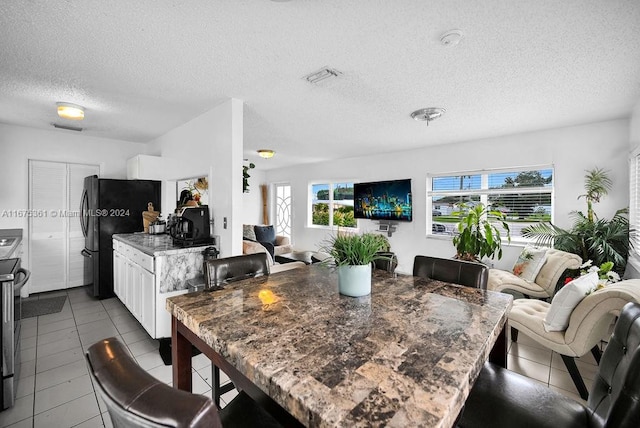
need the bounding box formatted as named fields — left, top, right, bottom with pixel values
left=512, top=247, right=548, bottom=282
left=243, top=224, right=257, bottom=241
left=254, top=225, right=276, bottom=245
left=543, top=272, right=598, bottom=332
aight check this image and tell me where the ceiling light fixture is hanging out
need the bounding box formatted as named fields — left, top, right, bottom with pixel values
left=56, top=102, right=85, bottom=120
left=303, top=67, right=342, bottom=84
left=411, top=107, right=446, bottom=125
left=257, top=149, right=275, bottom=159
left=440, top=29, right=464, bottom=47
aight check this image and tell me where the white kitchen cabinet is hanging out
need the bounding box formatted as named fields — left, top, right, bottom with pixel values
left=113, top=238, right=195, bottom=339
left=113, top=241, right=157, bottom=337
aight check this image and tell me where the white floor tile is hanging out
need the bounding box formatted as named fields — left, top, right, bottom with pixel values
left=549, top=367, right=594, bottom=396
left=126, top=337, right=159, bottom=357
left=37, top=317, right=76, bottom=335
left=2, top=417, right=32, bottom=428
left=120, top=328, right=150, bottom=345
left=508, top=342, right=553, bottom=366
left=134, top=350, right=165, bottom=371
left=36, top=347, right=84, bottom=373
left=19, top=336, right=36, bottom=351
left=34, top=374, right=93, bottom=414
left=36, top=359, right=89, bottom=392
left=146, top=364, right=174, bottom=384
left=36, top=336, right=82, bottom=358
left=33, top=392, right=100, bottom=428
left=74, top=414, right=106, bottom=428
left=15, top=375, right=34, bottom=399
left=17, top=359, right=36, bottom=380
left=36, top=326, right=78, bottom=347
left=507, top=355, right=551, bottom=384
left=0, top=394, right=33, bottom=427
left=74, top=311, right=110, bottom=326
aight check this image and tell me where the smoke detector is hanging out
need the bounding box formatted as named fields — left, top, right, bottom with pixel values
left=440, top=29, right=464, bottom=47
left=411, top=108, right=446, bottom=125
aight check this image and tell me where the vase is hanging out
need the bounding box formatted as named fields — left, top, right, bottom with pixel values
left=337, top=264, right=372, bottom=297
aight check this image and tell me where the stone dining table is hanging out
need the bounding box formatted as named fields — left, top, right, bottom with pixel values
left=167, top=264, right=512, bottom=428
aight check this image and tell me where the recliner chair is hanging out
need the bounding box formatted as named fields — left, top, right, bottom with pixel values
left=86, top=337, right=282, bottom=428
left=413, top=255, right=489, bottom=289
left=458, top=302, right=640, bottom=428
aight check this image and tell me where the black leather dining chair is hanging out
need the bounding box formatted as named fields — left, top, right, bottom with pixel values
left=203, top=253, right=270, bottom=290
left=413, top=255, right=489, bottom=289
left=458, top=302, right=640, bottom=428
left=202, top=253, right=270, bottom=407
left=86, top=337, right=282, bottom=428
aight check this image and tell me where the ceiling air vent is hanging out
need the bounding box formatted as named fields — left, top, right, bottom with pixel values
left=53, top=123, right=83, bottom=132
left=303, top=66, right=342, bottom=84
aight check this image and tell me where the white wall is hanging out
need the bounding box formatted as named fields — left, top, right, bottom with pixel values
left=631, top=98, right=640, bottom=151
left=0, top=123, right=147, bottom=231
left=148, top=99, right=244, bottom=256
left=266, top=119, right=631, bottom=274
left=242, top=168, right=266, bottom=225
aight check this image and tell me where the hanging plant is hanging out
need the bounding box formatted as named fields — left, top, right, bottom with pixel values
left=243, top=162, right=255, bottom=193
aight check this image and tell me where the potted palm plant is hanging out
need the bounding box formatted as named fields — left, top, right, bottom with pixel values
left=322, top=232, right=387, bottom=297
left=452, top=203, right=511, bottom=262
left=522, top=168, right=630, bottom=274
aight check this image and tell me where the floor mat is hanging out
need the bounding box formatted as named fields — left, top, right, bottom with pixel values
left=22, top=296, right=67, bottom=319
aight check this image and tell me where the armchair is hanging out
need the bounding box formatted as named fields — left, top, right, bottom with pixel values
left=488, top=248, right=582, bottom=299
left=458, top=302, right=640, bottom=428
left=508, top=279, right=640, bottom=399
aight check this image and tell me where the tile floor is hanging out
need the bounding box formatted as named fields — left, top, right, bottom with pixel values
left=0, top=287, right=597, bottom=427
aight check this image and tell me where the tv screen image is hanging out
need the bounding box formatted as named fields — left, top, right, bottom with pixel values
left=353, top=179, right=412, bottom=222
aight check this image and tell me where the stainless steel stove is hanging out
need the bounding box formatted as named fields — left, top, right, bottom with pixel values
left=0, top=258, right=29, bottom=410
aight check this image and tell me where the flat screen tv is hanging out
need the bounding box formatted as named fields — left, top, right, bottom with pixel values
left=354, top=179, right=412, bottom=222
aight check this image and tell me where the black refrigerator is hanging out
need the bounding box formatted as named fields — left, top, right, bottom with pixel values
left=80, top=176, right=161, bottom=298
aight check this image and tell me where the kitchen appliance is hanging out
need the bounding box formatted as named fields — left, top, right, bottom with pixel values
left=80, top=175, right=161, bottom=298
left=169, top=206, right=213, bottom=247
left=0, top=258, right=30, bottom=410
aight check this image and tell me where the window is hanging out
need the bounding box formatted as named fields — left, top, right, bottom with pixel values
left=629, top=153, right=640, bottom=268
left=428, top=167, right=553, bottom=240
left=275, top=183, right=292, bottom=239
left=310, top=182, right=356, bottom=228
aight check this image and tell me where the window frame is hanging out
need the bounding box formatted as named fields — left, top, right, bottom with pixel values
left=628, top=151, right=640, bottom=270
left=308, top=181, right=358, bottom=229
left=426, top=165, right=554, bottom=242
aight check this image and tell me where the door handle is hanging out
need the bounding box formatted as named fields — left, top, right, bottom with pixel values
left=81, top=249, right=92, bottom=258
left=14, top=268, right=30, bottom=290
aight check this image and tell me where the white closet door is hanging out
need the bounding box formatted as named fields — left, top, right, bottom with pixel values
left=29, top=161, right=99, bottom=293
left=68, top=164, right=99, bottom=287
left=29, top=161, right=67, bottom=293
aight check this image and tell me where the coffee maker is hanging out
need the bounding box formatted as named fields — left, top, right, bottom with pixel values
left=169, top=205, right=213, bottom=247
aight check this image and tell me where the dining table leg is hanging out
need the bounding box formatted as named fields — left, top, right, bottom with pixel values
left=172, top=315, right=193, bottom=391
left=488, top=323, right=508, bottom=369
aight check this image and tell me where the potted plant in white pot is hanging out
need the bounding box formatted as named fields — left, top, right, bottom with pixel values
left=322, top=232, right=387, bottom=297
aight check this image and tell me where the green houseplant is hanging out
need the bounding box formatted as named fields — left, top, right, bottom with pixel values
left=522, top=168, right=630, bottom=274
left=321, top=232, right=388, bottom=296
left=452, top=203, right=511, bottom=262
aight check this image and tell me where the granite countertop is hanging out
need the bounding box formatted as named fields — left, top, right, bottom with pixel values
left=167, top=266, right=513, bottom=427
left=0, top=229, right=23, bottom=259
left=113, top=233, right=213, bottom=256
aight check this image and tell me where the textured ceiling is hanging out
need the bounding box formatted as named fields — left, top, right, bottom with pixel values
left=1, top=0, right=639, bottom=170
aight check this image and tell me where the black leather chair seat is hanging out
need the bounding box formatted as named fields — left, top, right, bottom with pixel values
left=203, top=253, right=269, bottom=289
left=87, top=337, right=282, bottom=428
left=413, top=255, right=488, bottom=289
left=458, top=302, right=640, bottom=428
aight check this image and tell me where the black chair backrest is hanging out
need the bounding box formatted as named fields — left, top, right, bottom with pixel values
left=204, top=253, right=269, bottom=289
left=413, top=255, right=488, bottom=289
left=589, top=302, right=640, bottom=427
left=86, top=337, right=222, bottom=428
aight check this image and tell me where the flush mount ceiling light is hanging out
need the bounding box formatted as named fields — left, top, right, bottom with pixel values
left=303, top=66, right=342, bottom=84
left=440, top=29, right=464, bottom=47
left=257, top=149, right=275, bottom=159
left=411, top=107, right=446, bottom=125
left=56, top=102, right=85, bottom=120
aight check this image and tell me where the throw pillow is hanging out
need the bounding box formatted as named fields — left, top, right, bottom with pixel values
left=254, top=225, right=276, bottom=246
left=543, top=272, right=599, bottom=332
left=512, top=247, right=548, bottom=282
left=243, top=224, right=257, bottom=241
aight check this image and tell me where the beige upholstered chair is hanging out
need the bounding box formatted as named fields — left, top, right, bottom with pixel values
left=488, top=249, right=582, bottom=299
left=509, top=279, right=640, bottom=399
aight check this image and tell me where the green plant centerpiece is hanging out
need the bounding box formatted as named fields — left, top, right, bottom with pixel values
left=452, top=203, right=511, bottom=262
left=322, top=232, right=388, bottom=297
left=522, top=168, right=630, bottom=274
